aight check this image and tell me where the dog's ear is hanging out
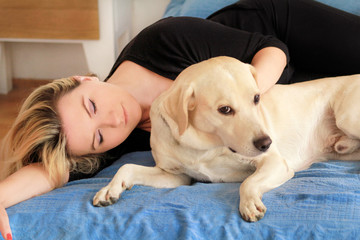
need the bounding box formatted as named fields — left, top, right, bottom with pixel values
left=164, top=84, right=195, bottom=136
left=248, top=64, right=257, bottom=80
left=178, top=85, right=195, bottom=135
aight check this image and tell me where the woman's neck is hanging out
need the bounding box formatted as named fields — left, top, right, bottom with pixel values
left=106, top=60, right=173, bottom=131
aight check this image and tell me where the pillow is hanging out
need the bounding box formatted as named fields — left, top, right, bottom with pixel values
left=163, top=0, right=238, bottom=18
left=163, top=0, right=360, bottom=18
left=316, top=0, right=360, bottom=15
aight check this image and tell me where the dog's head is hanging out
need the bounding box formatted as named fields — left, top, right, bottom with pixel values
left=160, top=56, right=272, bottom=158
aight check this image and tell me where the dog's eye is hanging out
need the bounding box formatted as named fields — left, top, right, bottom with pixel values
left=218, top=106, right=234, bottom=115
left=254, top=94, right=260, bottom=105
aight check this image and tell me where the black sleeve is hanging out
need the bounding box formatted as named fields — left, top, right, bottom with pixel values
left=107, top=16, right=290, bottom=82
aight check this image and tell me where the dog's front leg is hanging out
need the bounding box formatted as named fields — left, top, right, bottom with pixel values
left=239, top=151, right=294, bottom=222
left=93, top=164, right=191, bottom=207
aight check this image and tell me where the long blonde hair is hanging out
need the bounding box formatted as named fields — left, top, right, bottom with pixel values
left=0, top=77, right=103, bottom=187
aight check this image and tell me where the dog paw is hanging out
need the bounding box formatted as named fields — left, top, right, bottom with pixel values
left=93, top=181, right=130, bottom=207
left=239, top=197, right=267, bottom=222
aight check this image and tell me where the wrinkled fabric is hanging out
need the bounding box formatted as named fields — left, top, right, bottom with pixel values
left=6, top=151, right=360, bottom=240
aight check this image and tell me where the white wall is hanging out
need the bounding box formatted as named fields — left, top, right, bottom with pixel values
left=132, top=0, right=170, bottom=37
left=9, top=0, right=170, bottom=80
left=9, top=42, right=89, bottom=79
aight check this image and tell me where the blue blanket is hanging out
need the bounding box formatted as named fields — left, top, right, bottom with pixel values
left=6, top=151, right=360, bottom=239
left=163, top=0, right=360, bottom=18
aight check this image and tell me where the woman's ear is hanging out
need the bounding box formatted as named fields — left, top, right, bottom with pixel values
left=73, top=75, right=100, bottom=82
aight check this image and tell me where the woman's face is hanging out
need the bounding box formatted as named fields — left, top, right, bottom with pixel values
left=57, top=76, right=142, bottom=156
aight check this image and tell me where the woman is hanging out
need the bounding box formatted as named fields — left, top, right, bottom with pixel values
left=1, top=0, right=360, bottom=239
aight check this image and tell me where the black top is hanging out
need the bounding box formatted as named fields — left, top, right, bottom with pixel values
left=106, top=16, right=291, bottom=83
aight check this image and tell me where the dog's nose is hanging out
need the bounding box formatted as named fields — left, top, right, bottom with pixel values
left=253, top=136, right=272, bottom=152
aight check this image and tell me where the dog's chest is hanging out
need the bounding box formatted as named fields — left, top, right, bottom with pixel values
left=158, top=147, right=254, bottom=183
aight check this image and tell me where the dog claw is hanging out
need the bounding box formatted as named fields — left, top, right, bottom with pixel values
left=99, top=201, right=110, bottom=207
left=241, top=211, right=265, bottom=222
left=94, top=196, right=119, bottom=207
left=109, top=196, right=119, bottom=204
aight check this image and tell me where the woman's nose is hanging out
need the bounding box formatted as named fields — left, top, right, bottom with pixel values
left=102, top=110, right=121, bottom=128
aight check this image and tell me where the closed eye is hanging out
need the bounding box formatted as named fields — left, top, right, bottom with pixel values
left=89, top=99, right=97, bottom=114
left=97, top=129, right=103, bottom=145
left=90, top=100, right=104, bottom=146
left=84, top=98, right=103, bottom=149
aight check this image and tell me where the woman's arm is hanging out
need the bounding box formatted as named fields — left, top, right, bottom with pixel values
left=0, top=163, right=69, bottom=240
left=251, top=47, right=287, bottom=94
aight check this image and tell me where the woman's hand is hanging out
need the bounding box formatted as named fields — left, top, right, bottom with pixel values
left=0, top=163, right=67, bottom=240
left=0, top=204, right=12, bottom=240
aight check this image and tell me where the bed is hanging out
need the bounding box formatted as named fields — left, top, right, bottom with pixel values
left=5, top=1, right=360, bottom=239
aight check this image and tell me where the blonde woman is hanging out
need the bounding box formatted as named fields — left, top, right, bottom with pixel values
left=1, top=0, right=360, bottom=239
left=0, top=78, right=103, bottom=240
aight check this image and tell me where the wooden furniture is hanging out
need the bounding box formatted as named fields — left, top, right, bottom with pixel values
left=0, top=0, right=132, bottom=94
left=0, top=0, right=99, bottom=40
left=0, top=79, right=51, bottom=140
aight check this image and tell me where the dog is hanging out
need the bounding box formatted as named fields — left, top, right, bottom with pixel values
left=93, top=56, right=360, bottom=222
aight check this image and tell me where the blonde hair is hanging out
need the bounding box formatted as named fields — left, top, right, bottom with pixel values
left=0, top=77, right=103, bottom=188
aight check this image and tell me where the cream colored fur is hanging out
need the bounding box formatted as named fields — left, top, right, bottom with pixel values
left=93, top=56, right=360, bottom=222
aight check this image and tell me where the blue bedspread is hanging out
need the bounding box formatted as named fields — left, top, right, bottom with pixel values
left=6, top=151, right=360, bottom=239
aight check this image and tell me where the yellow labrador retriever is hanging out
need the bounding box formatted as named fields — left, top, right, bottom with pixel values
left=93, top=56, right=360, bottom=222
